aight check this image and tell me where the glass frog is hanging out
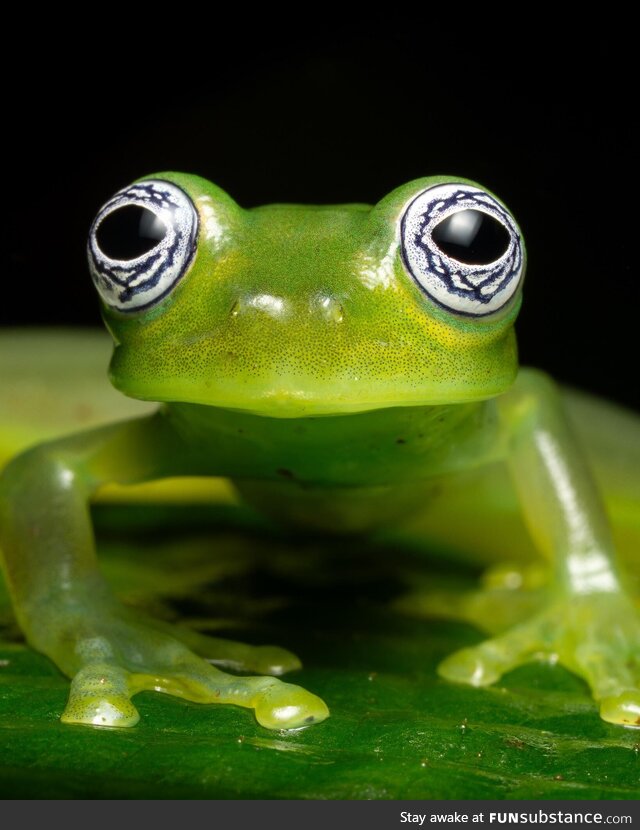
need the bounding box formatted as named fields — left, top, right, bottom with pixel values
left=1, top=173, right=639, bottom=731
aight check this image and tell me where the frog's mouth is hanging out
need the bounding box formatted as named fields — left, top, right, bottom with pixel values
left=110, top=361, right=518, bottom=418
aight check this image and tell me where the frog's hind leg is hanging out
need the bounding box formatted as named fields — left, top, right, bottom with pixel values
left=385, top=462, right=540, bottom=569
left=393, top=561, right=548, bottom=635
left=381, top=462, right=548, bottom=633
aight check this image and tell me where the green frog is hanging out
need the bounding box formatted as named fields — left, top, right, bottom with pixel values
left=1, top=173, right=639, bottom=730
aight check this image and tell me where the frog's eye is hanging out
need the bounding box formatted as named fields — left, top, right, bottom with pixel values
left=88, top=180, right=199, bottom=312
left=400, top=183, right=523, bottom=316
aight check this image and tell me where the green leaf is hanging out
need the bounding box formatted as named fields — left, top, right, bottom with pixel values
left=1, top=505, right=639, bottom=799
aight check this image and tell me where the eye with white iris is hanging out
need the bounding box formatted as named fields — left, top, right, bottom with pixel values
left=400, top=183, right=524, bottom=316
left=88, top=180, right=199, bottom=312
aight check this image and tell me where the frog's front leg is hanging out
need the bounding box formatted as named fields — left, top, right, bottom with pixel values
left=438, top=369, right=640, bottom=726
left=0, top=412, right=328, bottom=729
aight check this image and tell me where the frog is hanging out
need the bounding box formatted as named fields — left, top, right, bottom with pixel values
left=1, top=172, right=639, bottom=732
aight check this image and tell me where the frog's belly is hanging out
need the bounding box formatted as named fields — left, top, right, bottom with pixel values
left=233, top=478, right=435, bottom=535
left=233, top=466, right=543, bottom=567
left=236, top=478, right=637, bottom=572
left=233, top=465, right=533, bottom=551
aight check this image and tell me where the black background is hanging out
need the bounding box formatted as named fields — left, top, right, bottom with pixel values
left=3, top=23, right=637, bottom=409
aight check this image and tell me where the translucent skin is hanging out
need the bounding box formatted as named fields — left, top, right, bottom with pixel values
left=1, top=173, right=639, bottom=730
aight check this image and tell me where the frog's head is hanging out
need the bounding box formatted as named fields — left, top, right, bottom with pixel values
left=88, top=173, right=525, bottom=417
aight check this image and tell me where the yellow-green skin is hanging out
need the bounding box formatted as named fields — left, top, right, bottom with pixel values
left=1, top=173, right=640, bottom=731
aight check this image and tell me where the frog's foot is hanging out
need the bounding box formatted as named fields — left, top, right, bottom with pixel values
left=437, top=591, right=640, bottom=726
left=396, top=562, right=548, bottom=635
left=33, top=605, right=328, bottom=730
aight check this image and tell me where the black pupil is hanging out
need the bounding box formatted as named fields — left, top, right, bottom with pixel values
left=96, top=205, right=167, bottom=260
left=432, top=209, right=510, bottom=264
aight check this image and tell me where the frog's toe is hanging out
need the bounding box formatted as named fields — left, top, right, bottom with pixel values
left=61, top=663, right=139, bottom=727
left=253, top=682, right=330, bottom=729
left=599, top=692, right=640, bottom=726
left=438, top=592, right=640, bottom=727
left=107, top=607, right=302, bottom=675
left=124, top=657, right=329, bottom=730
left=570, top=625, right=640, bottom=726
left=163, top=624, right=302, bottom=675
left=61, top=655, right=328, bottom=730
left=233, top=644, right=302, bottom=676
left=437, top=618, right=544, bottom=686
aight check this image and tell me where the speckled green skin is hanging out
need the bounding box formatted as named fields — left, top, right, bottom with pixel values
left=1, top=173, right=640, bottom=731
left=108, top=174, right=519, bottom=416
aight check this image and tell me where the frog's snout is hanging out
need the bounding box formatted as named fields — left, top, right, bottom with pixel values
left=230, top=293, right=345, bottom=325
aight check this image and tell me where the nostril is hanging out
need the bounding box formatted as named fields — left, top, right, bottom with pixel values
left=249, top=294, right=287, bottom=316
left=313, top=295, right=344, bottom=323
left=229, top=295, right=288, bottom=319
